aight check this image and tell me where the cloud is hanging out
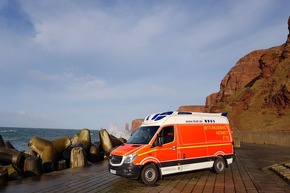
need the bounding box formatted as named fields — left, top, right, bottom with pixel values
left=71, top=78, right=106, bottom=90
left=25, top=69, right=108, bottom=99
left=26, top=4, right=176, bottom=59
left=23, top=69, right=176, bottom=104
left=28, top=69, right=58, bottom=81
left=0, top=109, right=50, bottom=128
left=0, top=0, right=289, bottom=128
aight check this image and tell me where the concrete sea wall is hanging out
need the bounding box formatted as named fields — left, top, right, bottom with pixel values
left=234, top=131, right=290, bottom=147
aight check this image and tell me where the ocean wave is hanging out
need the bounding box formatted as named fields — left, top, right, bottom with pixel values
left=0, top=129, right=17, bottom=133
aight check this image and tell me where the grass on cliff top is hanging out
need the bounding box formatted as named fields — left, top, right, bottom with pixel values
left=229, top=84, right=290, bottom=131
left=235, top=108, right=290, bottom=131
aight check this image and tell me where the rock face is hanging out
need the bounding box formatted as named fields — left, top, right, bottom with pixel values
left=206, top=50, right=264, bottom=108
left=280, top=17, right=290, bottom=59
left=205, top=16, right=290, bottom=131
left=131, top=119, right=144, bottom=132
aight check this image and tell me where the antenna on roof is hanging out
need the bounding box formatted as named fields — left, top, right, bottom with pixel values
left=166, top=106, right=172, bottom=111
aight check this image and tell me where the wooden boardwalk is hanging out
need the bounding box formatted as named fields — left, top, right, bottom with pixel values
left=1, top=143, right=290, bottom=193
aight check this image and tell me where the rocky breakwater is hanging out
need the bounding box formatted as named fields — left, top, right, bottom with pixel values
left=0, top=128, right=126, bottom=184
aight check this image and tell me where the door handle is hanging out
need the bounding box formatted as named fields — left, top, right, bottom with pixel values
left=172, top=146, right=176, bottom=150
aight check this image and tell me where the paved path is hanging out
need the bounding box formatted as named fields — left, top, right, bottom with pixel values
left=1, top=143, right=290, bottom=193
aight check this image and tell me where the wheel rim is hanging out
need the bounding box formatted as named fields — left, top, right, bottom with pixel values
left=145, top=168, right=156, bottom=182
left=217, top=161, right=224, bottom=171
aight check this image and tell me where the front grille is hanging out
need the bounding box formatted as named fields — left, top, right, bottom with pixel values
left=110, top=155, right=123, bottom=164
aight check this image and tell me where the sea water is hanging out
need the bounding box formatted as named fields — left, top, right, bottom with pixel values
left=0, top=127, right=132, bottom=151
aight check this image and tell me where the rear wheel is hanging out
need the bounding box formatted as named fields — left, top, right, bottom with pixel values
left=140, top=163, right=158, bottom=186
left=213, top=157, right=226, bottom=174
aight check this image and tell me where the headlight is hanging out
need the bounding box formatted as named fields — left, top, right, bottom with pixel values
left=123, top=154, right=138, bottom=164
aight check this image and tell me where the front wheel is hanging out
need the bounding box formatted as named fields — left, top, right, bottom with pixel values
left=140, top=163, right=158, bottom=186
left=213, top=157, right=226, bottom=174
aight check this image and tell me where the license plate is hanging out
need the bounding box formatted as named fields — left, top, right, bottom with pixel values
left=110, top=169, right=116, bottom=174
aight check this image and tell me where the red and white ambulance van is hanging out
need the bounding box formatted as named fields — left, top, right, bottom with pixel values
left=109, top=111, right=235, bottom=185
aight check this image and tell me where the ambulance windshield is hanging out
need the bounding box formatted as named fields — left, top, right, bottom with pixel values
left=127, top=126, right=159, bottom=144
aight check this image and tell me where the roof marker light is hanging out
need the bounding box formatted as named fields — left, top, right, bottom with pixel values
left=221, top=112, right=228, bottom=117
left=178, top=112, right=192, bottom=115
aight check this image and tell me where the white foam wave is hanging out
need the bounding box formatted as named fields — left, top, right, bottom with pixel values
left=0, top=129, right=17, bottom=133
left=107, top=124, right=132, bottom=140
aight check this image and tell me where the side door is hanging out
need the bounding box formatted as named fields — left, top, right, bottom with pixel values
left=177, top=124, right=208, bottom=164
left=153, top=125, right=178, bottom=175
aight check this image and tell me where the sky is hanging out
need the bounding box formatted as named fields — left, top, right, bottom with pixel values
left=0, top=0, right=289, bottom=130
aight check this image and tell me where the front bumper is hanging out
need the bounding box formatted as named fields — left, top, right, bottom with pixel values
left=108, top=163, right=141, bottom=179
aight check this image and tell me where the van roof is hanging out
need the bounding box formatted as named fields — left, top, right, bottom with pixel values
left=141, top=111, right=229, bottom=126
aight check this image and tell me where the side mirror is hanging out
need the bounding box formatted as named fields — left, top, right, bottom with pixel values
left=154, top=134, right=163, bottom=147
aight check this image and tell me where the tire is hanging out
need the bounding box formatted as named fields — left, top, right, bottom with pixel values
left=140, top=163, right=158, bottom=186
left=213, top=157, right=226, bottom=174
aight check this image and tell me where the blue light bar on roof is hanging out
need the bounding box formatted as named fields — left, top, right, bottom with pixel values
left=151, top=113, right=160, bottom=120
left=160, top=111, right=173, bottom=115
left=155, top=115, right=165, bottom=121
left=145, top=115, right=150, bottom=121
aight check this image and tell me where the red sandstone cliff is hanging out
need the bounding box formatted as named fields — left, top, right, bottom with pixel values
left=178, top=105, right=205, bottom=112
left=205, top=16, right=290, bottom=131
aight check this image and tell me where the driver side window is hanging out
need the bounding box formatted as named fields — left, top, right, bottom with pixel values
left=161, top=126, right=174, bottom=144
